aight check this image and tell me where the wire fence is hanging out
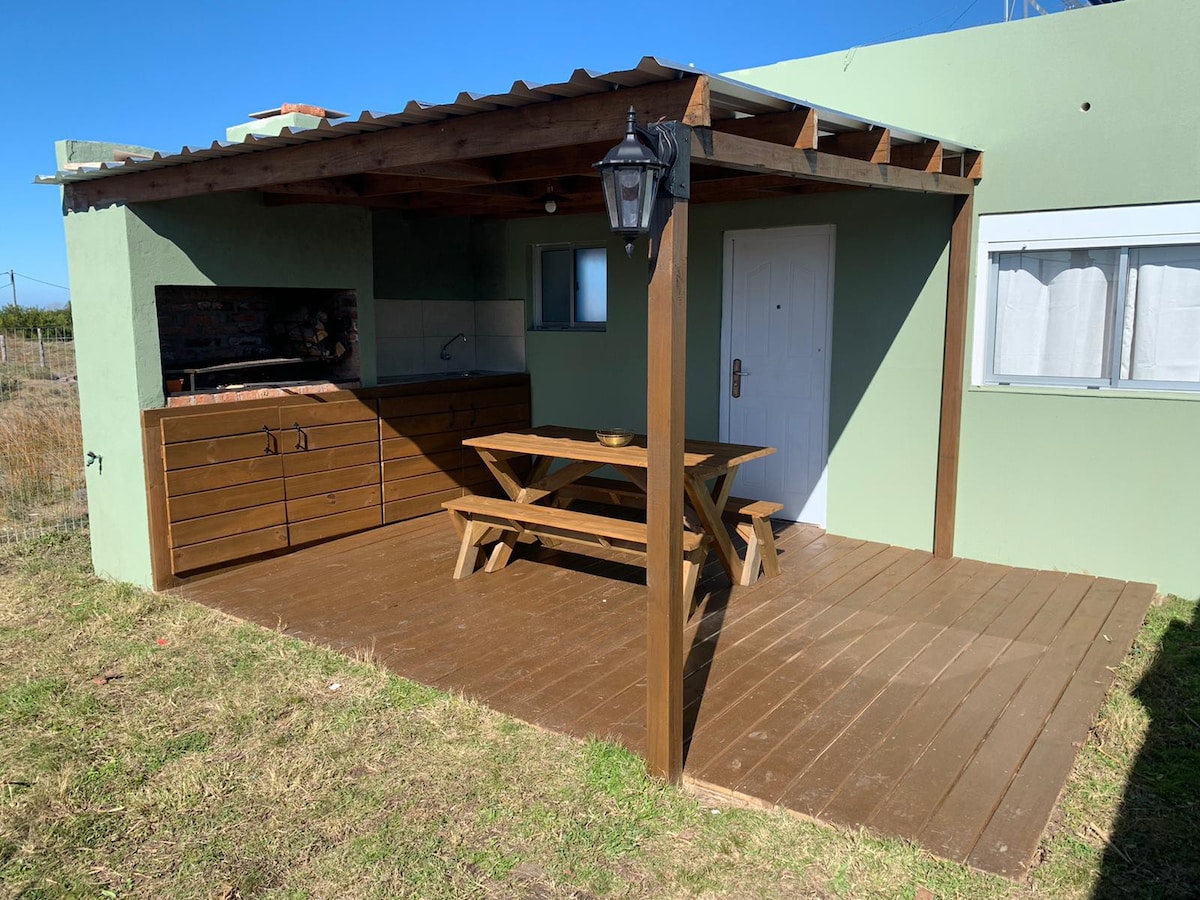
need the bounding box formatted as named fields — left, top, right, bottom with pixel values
left=0, top=329, right=88, bottom=543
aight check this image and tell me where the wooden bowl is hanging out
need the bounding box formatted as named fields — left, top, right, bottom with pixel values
left=596, top=428, right=633, bottom=448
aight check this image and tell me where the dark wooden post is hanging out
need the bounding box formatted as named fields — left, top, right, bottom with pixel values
left=933, top=193, right=974, bottom=559
left=645, top=138, right=690, bottom=783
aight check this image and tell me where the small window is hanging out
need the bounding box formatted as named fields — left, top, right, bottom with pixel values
left=977, top=206, right=1200, bottom=393
left=535, top=244, right=606, bottom=330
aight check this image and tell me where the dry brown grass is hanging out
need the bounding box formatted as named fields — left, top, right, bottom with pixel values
left=0, top=348, right=85, bottom=540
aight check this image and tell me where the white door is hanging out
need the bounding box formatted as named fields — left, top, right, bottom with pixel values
left=720, top=226, right=834, bottom=526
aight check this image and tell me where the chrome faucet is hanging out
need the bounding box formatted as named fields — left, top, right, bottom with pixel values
left=439, top=332, right=467, bottom=360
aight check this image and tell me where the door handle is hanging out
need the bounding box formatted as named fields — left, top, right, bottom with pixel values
left=731, top=358, right=751, bottom=399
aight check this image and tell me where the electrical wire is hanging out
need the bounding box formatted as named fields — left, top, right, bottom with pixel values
left=946, top=0, right=985, bottom=30
left=1, top=272, right=71, bottom=291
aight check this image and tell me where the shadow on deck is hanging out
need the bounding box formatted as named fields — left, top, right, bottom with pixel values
left=177, top=513, right=1156, bottom=878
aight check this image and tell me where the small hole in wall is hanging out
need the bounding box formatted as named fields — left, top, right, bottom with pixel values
left=1081, top=101, right=1092, bottom=112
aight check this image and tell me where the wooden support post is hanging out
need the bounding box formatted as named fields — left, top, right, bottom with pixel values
left=0, top=333, right=7, bottom=365
left=933, top=193, right=974, bottom=559
left=645, top=192, right=689, bottom=784
left=36, top=327, right=46, bottom=369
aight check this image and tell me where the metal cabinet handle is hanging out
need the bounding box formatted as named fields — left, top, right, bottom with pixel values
left=293, top=422, right=306, bottom=451
left=262, top=425, right=274, bottom=455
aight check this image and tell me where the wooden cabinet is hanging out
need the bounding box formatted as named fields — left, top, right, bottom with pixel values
left=160, top=407, right=288, bottom=575
left=278, top=397, right=382, bottom=547
left=379, top=383, right=531, bottom=524
left=145, top=375, right=531, bottom=584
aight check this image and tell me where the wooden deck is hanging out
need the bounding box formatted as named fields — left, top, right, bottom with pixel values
left=178, top=513, right=1156, bottom=878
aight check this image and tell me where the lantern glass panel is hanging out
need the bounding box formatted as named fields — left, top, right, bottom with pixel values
left=639, top=168, right=660, bottom=230
left=617, top=166, right=647, bottom=231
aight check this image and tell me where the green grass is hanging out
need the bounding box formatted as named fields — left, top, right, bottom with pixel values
left=0, top=532, right=1195, bottom=899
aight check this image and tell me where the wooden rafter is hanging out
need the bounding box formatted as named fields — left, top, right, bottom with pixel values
left=942, top=149, right=984, bottom=180
left=712, top=107, right=818, bottom=149
left=65, top=76, right=712, bottom=210
left=891, top=140, right=944, bottom=173
left=691, top=129, right=977, bottom=196
left=819, top=128, right=891, bottom=164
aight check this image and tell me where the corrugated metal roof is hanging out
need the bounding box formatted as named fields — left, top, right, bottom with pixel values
left=36, top=56, right=973, bottom=186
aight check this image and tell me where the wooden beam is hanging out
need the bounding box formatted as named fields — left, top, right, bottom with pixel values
left=259, top=177, right=362, bottom=197
left=818, top=128, right=891, bottom=164
left=933, top=194, right=974, bottom=559
left=645, top=190, right=689, bottom=783
left=942, top=149, right=984, bottom=180
left=890, top=141, right=944, bottom=173
left=691, top=130, right=977, bottom=196
left=369, top=160, right=498, bottom=181
left=66, top=76, right=711, bottom=209
left=712, top=108, right=817, bottom=149
left=690, top=174, right=864, bottom=204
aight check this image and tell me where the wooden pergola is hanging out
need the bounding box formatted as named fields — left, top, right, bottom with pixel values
left=56, top=61, right=981, bottom=782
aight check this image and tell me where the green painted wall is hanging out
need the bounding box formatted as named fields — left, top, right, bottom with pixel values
left=63, top=192, right=374, bottom=587
left=506, top=189, right=952, bottom=552
left=373, top=213, right=508, bottom=301
left=731, top=0, right=1200, bottom=597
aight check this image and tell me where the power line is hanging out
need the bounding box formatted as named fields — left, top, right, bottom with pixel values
left=947, top=0, right=985, bottom=30
left=0, top=271, right=71, bottom=292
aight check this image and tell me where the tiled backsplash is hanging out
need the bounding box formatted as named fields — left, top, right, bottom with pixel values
left=375, top=299, right=526, bottom=377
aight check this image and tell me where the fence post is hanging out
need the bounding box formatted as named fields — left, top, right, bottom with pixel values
left=0, top=333, right=6, bottom=365
left=37, top=328, right=46, bottom=369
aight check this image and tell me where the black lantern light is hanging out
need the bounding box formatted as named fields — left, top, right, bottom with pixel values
left=595, top=107, right=678, bottom=257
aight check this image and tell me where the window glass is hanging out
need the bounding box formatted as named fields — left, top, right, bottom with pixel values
left=1123, top=245, right=1200, bottom=383
left=536, top=245, right=606, bottom=329
left=993, top=248, right=1118, bottom=379
left=539, top=248, right=572, bottom=325
left=574, top=248, right=607, bottom=323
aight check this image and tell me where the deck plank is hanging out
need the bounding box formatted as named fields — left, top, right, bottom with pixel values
left=173, top=513, right=1155, bottom=879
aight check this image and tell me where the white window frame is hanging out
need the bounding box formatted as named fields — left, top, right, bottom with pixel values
left=532, top=242, right=607, bottom=331
left=974, top=202, right=1200, bottom=393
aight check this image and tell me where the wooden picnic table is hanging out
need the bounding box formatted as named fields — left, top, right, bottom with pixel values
left=461, top=425, right=777, bottom=583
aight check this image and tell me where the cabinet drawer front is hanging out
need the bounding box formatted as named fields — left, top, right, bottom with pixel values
left=382, top=450, right=464, bottom=483
left=378, top=392, right=458, bottom=419
left=166, top=456, right=284, bottom=496
left=171, top=526, right=289, bottom=574
left=286, top=485, right=382, bottom=523
left=383, top=489, right=462, bottom=524
left=168, top=479, right=286, bottom=524
left=170, top=503, right=287, bottom=548
left=282, top=443, right=379, bottom=477
left=382, top=466, right=492, bottom=503
left=289, top=507, right=382, bottom=546
left=164, top=431, right=279, bottom=471
left=280, top=420, right=379, bottom=453
left=286, top=464, right=381, bottom=500
left=382, top=430, right=465, bottom=461
left=161, top=408, right=280, bottom=444
left=457, top=386, right=530, bottom=410
left=288, top=398, right=377, bottom=428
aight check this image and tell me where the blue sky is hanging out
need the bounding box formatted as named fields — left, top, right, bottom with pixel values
left=0, top=0, right=1063, bottom=308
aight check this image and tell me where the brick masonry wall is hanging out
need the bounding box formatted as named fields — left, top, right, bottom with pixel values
left=155, top=286, right=359, bottom=389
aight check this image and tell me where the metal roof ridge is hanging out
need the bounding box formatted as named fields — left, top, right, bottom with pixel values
left=36, top=55, right=977, bottom=186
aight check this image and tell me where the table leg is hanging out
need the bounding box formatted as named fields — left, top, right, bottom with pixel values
left=684, top=473, right=740, bottom=582
left=485, top=530, right=520, bottom=572
left=475, top=449, right=527, bottom=500
left=453, top=519, right=490, bottom=579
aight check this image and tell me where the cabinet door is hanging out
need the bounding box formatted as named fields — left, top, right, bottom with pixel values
left=379, top=391, right=473, bottom=523
left=379, top=384, right=532, bottom=524
left=162, top=407, right=287, bottom=574
left=279, top=397, right=382, bottom=546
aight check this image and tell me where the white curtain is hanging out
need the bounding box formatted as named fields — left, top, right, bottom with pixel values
left=1122, top=246, right=1200, bottom=383
left=994, top=249, right=1116, bottom=379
